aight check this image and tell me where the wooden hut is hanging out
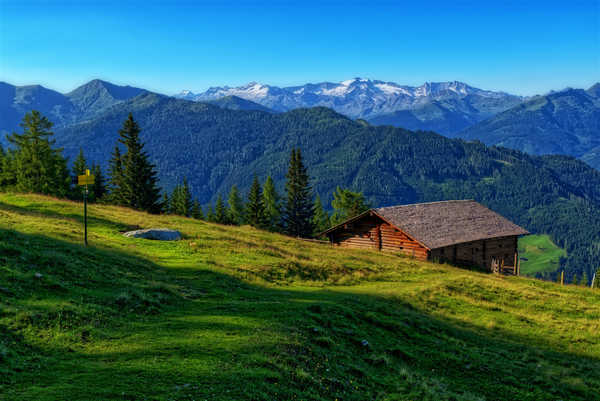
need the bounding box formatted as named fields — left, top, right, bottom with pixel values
left=321, top=200, right=529, bottom=273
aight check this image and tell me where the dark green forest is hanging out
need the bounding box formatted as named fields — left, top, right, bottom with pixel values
left=4, top=93, right=600, bottom=282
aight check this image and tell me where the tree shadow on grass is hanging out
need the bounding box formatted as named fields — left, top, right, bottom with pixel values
left=1, top=228, right=599, bottom=401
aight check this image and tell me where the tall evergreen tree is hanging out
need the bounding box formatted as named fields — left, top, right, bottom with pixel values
left=161, top=192, right=170, bottom=214
left=115, top=113, right=161, bottom=213
left=283, top=148, right=314, bottom=237
left=330, top=187, right=371, bottom=225
left=246, top=175, right=266, bottom=228
left=6, top=110, right=70, bottom=197
left=206, top=204, right=215, bottom=222
left=72, top=148, right=87, bottom=177
left=91, top=163, right=106, bottom=201
left=191, top=200, right=204, bottom=220
left=312, top=195, right=331, bottom=237
left=108, top=146, right=125, bottom=204
left=171, top=179, right=192, bottom=216
left=214, top=194, right=228, bottom=224
left=262, top=176, right=281, bottom=231
left=227, top=185, right=245, bottom=225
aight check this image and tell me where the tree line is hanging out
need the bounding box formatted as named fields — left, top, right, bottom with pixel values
left=0, top=110, right=370, bottom=239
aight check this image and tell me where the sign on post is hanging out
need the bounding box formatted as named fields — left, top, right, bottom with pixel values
left=77, top=169, right=95, bottom=246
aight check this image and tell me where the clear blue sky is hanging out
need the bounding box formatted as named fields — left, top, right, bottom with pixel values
left=1, top=0, right=598, bottom=96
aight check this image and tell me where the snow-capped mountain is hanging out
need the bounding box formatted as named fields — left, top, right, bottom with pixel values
left=175, top=78, right=523, bottom=123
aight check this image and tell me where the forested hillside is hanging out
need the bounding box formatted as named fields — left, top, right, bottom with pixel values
left=47, top=93, right=600, bottom=281
left=459, top=86, right=600, bottom=169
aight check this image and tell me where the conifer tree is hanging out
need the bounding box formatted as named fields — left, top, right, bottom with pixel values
left=214, top=194, right=228, bottom=224
left=161, top=192, right=170, bottom=214
left=330, top=186, right=371, bottom=225
left=262, top=176, right=281, bottom=231
left=283, top=148, right=314, bottom=237
left=7, top=110, right=70, bottom=197
left=582, top=270, right=589, bottom=287
left=91, top=163, right=106, bottom=201
left=108, top=146, right=125, bottom=204
left=246, top=175, right=266, bottom=228
left=73, top=148, right=87, bottom=177
left=171, top=179, right=192, bottom=216
left=227, top=185, right=245, bottom=225
left=191, top=200, right=204, bottom=220
left=312, top=195, right=331, bottom=237
left=206, top=204, right=215, bottom=222
left=115, top=113, right=161, bottom=213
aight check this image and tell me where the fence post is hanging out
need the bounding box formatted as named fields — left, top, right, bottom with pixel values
left=560, top=271, right=564, bottom=286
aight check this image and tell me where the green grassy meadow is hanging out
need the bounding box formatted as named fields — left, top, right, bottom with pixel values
left=518, top=234, right=567, bottom=276
left=1, top=194, right=599, bottom=400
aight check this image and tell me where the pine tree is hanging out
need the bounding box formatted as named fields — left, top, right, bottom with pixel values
left=73, top=148, right=87, bottom=177
left=206, top=204, right=215, bottom=222
left=7, top=110, right=70, bottom=197
left=214, top=195, right=228, bottom=224
left=91, top=163, right=106, bottom=201
left=116, top=113, right=161, bottom=213
left=283, top=148, right=314, bottom=237
left=246, top=175, right=266, bottom=228
left=191, top=200, right=204, bottom=220
left=582, top=270, right=589, bottom=287
left=227, top=185, right=245, bottom=225
left=262, top=176, right=281, bottom=231
left=108, top=146, right=125, bottom=204
left=312, top=195, right=331, bottom=237
left=330, top=187, right=371, bottom=225
left=161, top=192, right=170, bottom=214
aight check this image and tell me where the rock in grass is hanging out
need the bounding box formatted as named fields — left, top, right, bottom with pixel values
left=122, top=228, right=181, bottom=241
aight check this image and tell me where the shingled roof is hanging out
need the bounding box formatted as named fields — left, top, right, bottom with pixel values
left=323, top=200, right=529, bottom=249
left=374, top=200, right=529, bottom=249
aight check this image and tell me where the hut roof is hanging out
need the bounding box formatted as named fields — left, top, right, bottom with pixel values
left=324, top=200, right=529, bottom=249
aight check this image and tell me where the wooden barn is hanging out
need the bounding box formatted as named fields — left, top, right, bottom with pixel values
left=322, top=200, right=529, bottom=273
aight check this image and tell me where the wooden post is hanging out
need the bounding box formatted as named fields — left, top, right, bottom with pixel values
left=513, top=252, right=517, bottom=275
left=84, top=185, right=88, bottom=247
left=561, top=271, right=564, bottom=285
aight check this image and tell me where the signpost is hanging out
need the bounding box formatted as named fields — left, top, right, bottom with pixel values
left=77, top=169, right=95, bottom=246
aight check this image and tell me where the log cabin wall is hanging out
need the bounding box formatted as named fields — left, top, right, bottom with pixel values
left=329, top=216, right=429, bottom=259
left=429, top=236, right=518, bottom=270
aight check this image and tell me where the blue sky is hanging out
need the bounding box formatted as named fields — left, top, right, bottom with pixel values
left=1, top=0, right=598, bottom=96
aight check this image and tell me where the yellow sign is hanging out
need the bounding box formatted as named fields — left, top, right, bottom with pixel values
left=78, top=174, right=95, bottom=186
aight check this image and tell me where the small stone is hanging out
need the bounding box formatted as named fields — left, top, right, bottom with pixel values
left=34, top=272, right=43, bottom=279
left=361, top=339, right=369, bottom=347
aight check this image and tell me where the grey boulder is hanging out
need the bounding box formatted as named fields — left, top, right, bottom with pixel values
left=123, top=228, right=182, bottom=241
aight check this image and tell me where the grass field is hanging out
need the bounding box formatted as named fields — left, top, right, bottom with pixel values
left=518, top=234, right=567, bottom=276
left=1, top=193, right=599, bottom=400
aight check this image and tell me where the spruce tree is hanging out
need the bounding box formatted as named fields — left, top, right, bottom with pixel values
left=246, top=175, right=266, bottom=228
left=582, top=270, right=589, bottom=287
left=227, top=185, right=245, bottom=225
left=73, top=148, right=87, bottom=177
left=191, top=200, right=204, bottom=220
left=214, top=195, right=228, bottom=224
left=116, top=113, right=161, bottom=213
left=283, top=148, right=314, bottom=237
left=91, top=163, right=106, bottom=201
left=262, top=176, right=281, bottom=231
left=108, top=146, right=125, bottom=204
left=161, top=192, right=170, bottom=214
left=7, top=110, right=70, bottom=197
left=312, top=195, right=331, bottom=237
left=206, top=204, right=215, bottom=222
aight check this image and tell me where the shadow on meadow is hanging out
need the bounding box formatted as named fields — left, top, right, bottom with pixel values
left=1, top=228, right=599, bottom=401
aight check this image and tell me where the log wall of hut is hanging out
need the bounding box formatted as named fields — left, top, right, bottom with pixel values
left=328, top=215, right=429, bottom=259
left=429, top=236, right=518, bottom=270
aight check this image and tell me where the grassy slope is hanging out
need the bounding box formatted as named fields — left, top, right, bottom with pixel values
left=1, top=194, right=599, bottom=401
left=518, top=235, right=567, bottom=277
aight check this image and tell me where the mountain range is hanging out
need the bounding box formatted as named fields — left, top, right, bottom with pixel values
left=176, top=78, right=525, bottom=134
left=459, top=85, right=600, bottom=167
